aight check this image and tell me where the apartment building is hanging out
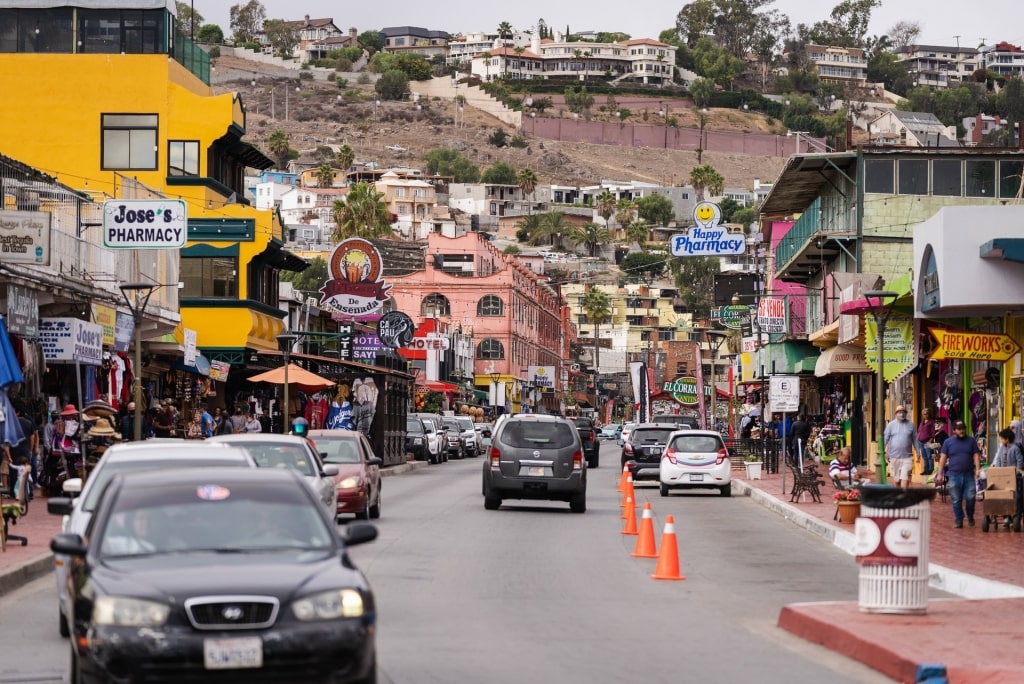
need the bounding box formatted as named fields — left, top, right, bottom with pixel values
left=893, top=44, right=978, bottom=88
left=806, top=44, right=868, bottom=86
left=380, top=26, right=450, bottom=59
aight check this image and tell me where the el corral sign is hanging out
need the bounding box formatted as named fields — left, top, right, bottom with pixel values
left=103, top=200, right=187, bottom=249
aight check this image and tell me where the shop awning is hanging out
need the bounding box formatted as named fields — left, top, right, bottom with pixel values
left=814, top=344, right=871, bottom=377
left=573, top=392, right=594, bottom=408
left=980, top=238, right=1024, bottom=263
left=419, top=380, right=460, bottom=394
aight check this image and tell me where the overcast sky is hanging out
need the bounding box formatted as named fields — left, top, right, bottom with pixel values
left=195, top=0, right=1020, bottom=49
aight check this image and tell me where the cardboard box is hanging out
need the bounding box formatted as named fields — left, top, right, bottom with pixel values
left=985, top=467, right=1017, bottom=492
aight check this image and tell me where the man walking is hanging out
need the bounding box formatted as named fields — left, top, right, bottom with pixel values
left=790, top=413, right=811, bottom=463
left=935, top=420, right=982, bottom=528
left=883, top=405, right=916, bottom=487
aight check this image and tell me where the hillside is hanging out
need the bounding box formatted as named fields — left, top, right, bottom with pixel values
left=213, top=55, right=788, bottom=192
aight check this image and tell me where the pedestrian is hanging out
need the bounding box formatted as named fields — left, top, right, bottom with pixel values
left=229, top=406, right=247, bottom=434
left=244, top=409, right=262, bottom=433
left=790, top=413, right=811, bottom=462
left=9, top=402, right=39, bottom=498
left=992, top=427, right=1024, bottom=470
left=199, top=403, right=214, bottom=439
left=153, top=401, right=175, bottom=438
left=185, top=413, right=203, bottom=440
left=935, top=420, right=982, bottom=528
left=884, top=405, right=916, bottom=487
left=119, top=402, right=136, bottom=441
left=916, top=407, right=936, bottom=476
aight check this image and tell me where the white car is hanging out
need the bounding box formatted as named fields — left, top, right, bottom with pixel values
left=659, top=430, right=732, bottom=497
left=46, top=441, right=256, bottom=638
left=455, top=415, right=482, bottom=456
left=618, top=422, right=637, bottom=447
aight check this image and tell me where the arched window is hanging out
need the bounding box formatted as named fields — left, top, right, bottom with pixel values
left=477, top=294, right=504, bottom=317
left=421, top=293, right=450, bottom=317
left=477, top=338, right=505, bottom=359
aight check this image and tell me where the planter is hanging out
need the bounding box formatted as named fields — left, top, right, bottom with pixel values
left=836, top=500, right=861, bottom=524
left=744, top=461, right=763, bottom=480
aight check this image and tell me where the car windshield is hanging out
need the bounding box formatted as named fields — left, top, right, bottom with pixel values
left=456, top=418, right=474, bottom=430
left=82, top=458, right=247, bottom=512
left=407, top=419, right=424, bottom=434
left=501, top=421, right=576, bottom=449
left=633, top=428, right=674, bottom=444
left=98, top=483, right=333, bottom=557
left=670, top=435, right=724, bottom=452
left=443, top=420, right=459, bottom=430
left=237, top=443, right=317, bottom=476
left=316, top=437, right=362, bottom=464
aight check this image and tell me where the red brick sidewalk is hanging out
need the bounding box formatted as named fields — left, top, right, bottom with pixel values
left=1, top=490, right=62, bottom=594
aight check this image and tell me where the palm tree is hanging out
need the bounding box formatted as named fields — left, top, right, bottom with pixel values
left=336, top=143, right=355, bottom=171
left=516, top=167, right=538, bottom=206
left=594, top=189, right=616, bottom=229
left=515, top=213, right=545, bottom=243
left=537, top=211, right=570, bottom=247
left=689, top=164, right=725, bottom=201
left=614, top=198, right=636, bottom=239
left=315, top=163, right=334, bottom=189
left=267, top=129, right=291, bottom=169
left=581, top=287, right=611, bottom=376
left=624, top=220, right=648, bottom=246
left=332, top=182, right=393, bottom=240
left=497, top=21, right=513, bottom=40
left=568, top=221, right=612, bottom=258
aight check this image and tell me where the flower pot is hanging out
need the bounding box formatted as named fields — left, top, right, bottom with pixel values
left=836, top=500, right=861, bottom=524
left=744, top=461, right=763, bottom=480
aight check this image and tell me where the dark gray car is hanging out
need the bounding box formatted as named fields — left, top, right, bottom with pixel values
left=621, top=423, right=676, bottom=481
left=482, top=414, right=587, bottom=513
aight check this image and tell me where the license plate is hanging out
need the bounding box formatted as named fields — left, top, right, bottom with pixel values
left=646, top=447, right=661, bottom=456
left=528, top=467, right=546, bottom=476
left=689, top=474, right=704, bottom=482
left=204, top=637, right=263, bottom=670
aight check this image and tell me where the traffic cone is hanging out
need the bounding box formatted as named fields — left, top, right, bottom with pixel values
left=620, top=475, right=635, bottom=509
left=631, top=503, right=658, bottom=558
left=621, top=496, right=638, bottom=534
left=617, top=464, right=629, bottom=492
left=651, top=515, right=685, bottom=581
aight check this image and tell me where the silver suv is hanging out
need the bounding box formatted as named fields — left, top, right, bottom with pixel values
left=482, top=414, right=587, bottom=513
left=455, top=416, right=482, bottom=456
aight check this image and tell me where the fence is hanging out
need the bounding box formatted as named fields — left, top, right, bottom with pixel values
left=725, top=437, right=781, bottom=474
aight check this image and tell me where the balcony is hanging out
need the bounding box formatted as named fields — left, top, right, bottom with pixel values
left=774, top=198, right=856, bottom=283
left=171, top=31, right=210, bottom=85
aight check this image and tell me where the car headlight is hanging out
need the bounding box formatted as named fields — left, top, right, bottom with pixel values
left=413, top=437, right=423, bottom=444
left=93, top=597, right=170, bottom=627
left=292, top=589, right=364, bottom=620
left=337, top=476, right=360, bottom=490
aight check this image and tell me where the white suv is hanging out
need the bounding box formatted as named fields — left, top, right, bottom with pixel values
left=456, top=416, right=483, bottom=456
left=659, top=430, right=732, bottom=497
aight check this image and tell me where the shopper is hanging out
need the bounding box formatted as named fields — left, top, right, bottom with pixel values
left=884, top=405, right=916, bottom=487
left=992, top=427, right=1024, bottom=470
left=935, top=420, right=983, bottom=528
left=244, top=409, right=262, bottom=433
left=916, top=407, right=936, bottom=476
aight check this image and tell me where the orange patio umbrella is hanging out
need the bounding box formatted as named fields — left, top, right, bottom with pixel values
left=248, top=364, right=336, bottom=392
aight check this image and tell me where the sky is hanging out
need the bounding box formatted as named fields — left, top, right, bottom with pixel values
left=194, top=0, right=1021, bottom=49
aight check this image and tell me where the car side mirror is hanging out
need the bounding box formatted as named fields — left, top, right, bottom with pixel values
left=343, top=522, right=378, bottom=547
left=48, top=497, right=74, bottom=516
left=63, top=478, right=83, bottom=495
left=322, top=464, right=340, bottom=477
left=51, top=533, right=87, bottom=556
left=368, top=457, right=383, bottom=467
left=483, top=430, right=492, bottom=438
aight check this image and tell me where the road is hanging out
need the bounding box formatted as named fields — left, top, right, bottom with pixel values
left=0, top=459, right=893, bottom=683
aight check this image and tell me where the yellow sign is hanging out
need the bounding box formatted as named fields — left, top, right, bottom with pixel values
left=865, top=316, right=917, bottom=382
left=929, top=329, right=1021, bottom=362
left=91, top=303, right=116, bottom=347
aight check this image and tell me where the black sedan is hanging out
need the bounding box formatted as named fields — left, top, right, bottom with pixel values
left=52, top=467, right=378, bottom=684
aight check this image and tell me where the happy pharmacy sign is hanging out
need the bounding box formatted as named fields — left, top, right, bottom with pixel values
left=669, top=201, right=745, bottom=257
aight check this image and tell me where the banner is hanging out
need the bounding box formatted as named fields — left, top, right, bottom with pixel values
left=864, top=316, right=917, bottom=382
left=757, top=297, right=786, bottom=334
left=694, top=343, right=706, bottom=428
left=5, top=284, right=38, bottom=338
left=630, top=361, right=650, bottom=424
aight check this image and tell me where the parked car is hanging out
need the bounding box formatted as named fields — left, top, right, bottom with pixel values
left=621, top=423, right=676, bottom=481
left=659, top=430, right=732, bottom=497
left=482, top=414, right=587, bottom=513
left=309, top=429, right=383, bottom=520
left=207, top=433, right=340, bottom=512
left=441, top=417, right=466, bottom=459
left=405, top=415, right=430, bottom=462
left=651, top=414, right=700, bottom=430
left=454, top=415, right=482, bottom=457
left=572, top=417, right=600, bottom=468
left=53, top=467, right=378, bottom=684
left=46, top=441, right=256, bottom=638
left=412, top=413, right=447, bottom=464
left=598, top=424, right=622, bottom=441
left=618, top=422, right=637, bottom=447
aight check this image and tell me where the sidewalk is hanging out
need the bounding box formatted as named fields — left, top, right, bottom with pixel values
left=738, top=470, right=1024, bottom=683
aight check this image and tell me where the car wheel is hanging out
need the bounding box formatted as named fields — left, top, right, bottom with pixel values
left=720, top=484, right=732, bottom=497
left=484, top=493, right=501, bottom=510
left=68, top=641, right=80, bottom=684
left=351, top=652, right=377, bottom=684
left=356, top=499, right=371, bottom=521
left=660, top=483, right=669, bottom=497
left=569, top=491, right=586, bottom=513
left=369, top=486, right=381, bottom=519
left=588, top=453, right=599, bottom=469
left=59, top=607, right=69, bottom=638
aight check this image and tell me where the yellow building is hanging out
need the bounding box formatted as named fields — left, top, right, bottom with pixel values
left=0, top=1, right=305, bottom=371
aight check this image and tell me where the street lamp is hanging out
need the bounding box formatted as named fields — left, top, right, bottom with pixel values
left=864, top=290, right=898, bottom=485
left=277, top=332, right=299, bottom=433
left=120, top=283, right=157, bottom=441
left=489, top=372, right=502, bottom=416
left=705, top=330, right=729, bottom=433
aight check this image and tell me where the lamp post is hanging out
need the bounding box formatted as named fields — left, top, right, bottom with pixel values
left=120, top=283, right=157, bottom=441
left=864, top=290, right=898, bottom=485
left=705, top=330, right=729, bottom=434
left=489, top=372, right=502, bottom=417
left=277, top=332, right=299, bottom=433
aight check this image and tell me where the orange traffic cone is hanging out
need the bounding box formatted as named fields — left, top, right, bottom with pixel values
left=651, top=515, right=685, bottom=581
left=617, top=464, right=629, bottom=493
left=620, top=475, right=635, bottom=509
left=621, top=496, right=638, bottom=534
left=631, top=503, right=658, bottom=558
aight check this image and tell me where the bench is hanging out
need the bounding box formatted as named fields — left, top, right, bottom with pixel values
left=788, top=463, right=825, bottom=503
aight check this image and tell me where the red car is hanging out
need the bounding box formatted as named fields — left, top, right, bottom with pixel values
left=308, top=429, right=382, bottom=521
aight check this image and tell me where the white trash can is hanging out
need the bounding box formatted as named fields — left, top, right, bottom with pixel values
left=854, top=486, right=937, bottom=614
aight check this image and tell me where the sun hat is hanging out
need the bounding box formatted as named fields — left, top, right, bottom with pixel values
left=895, top=405, right=907, bottom=414
left=86, top=421, right=117, bottom=437
left=60, top=404, right=79, bottom=416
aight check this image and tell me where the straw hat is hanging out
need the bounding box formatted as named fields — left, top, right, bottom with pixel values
left=82, top=399, right=117, bottom=419
left=60, top=404, right=79, bottom=416
left=86, top=421, right=118, bottom=438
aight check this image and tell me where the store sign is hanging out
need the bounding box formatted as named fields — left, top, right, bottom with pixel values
left=377, top=311, right=415, bottom=349
left=712, top=304, right=754, bottom=330
left=352, top=333, right=384, bottom=362
left=184, top=328, right=198, bottom=366
left=113, top=311, right=134, bottom=352
left=0, top=210, right=51, bottom=265
left=528, top=365, right=555, bottom=390
left=409, top=336, right=449, bottom=351
left=928, top=329, right=1021, bottom=362
left=669, top=201, right=745, bottom=257
left=102, top=200, right=187, bottom=249
left=209, top=360, right=231, bottom=382
left=319, top=238, right=392, bottom=321
left=39, top=317, right=103, bottom=365
left=91, top=303, right=117, bottom=347
left=757, top=297, right=786, bottom=334
left=865, top=316, right=917, bottom=382
left=854, top=516, right=922, bottom=567
left=664, top=376, right=700, bottom=405
left=6, top=284, right=38, bottom=338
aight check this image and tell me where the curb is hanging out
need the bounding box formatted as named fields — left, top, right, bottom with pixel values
left=0, top=553, right=54, bottom=596
left=381, top=460, right=429, bottom=478
left=732, top=479, right=1024, bottom=600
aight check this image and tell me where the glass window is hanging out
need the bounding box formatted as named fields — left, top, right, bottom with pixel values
left=932, top=159, right=961, bottom=196
left=966, top=160, right=996, bottom=197
left=78, top=9, right=164, bottom=54
left=999, top=160, right=1024, bottom=198
left=897, top=159, right=928, bottom=195
left=181, top=257, right=238, bottom=297
left=6, top=8, right=74, bottom=53
left=422, top=293, right=450, bottom=316
left=477, top=338, right=505, bottom=359
left=168, top=140, right=200, bottom=176
left=477, top=295, right=504, bottom=316
left=79, top=11, right=121, bottom=53
left=864, top=160, right=894, bottom=194
left=102, top=114, right=158, bottom=170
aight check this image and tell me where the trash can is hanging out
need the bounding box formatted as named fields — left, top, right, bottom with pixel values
left=854, top=485, right=937, bottom=614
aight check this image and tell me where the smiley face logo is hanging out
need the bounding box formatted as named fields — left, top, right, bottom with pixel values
left=693, top=201, right=722, bottom=226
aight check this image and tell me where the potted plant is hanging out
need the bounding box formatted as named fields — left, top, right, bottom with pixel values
left=744, top=454, right=763, bottom=480
left=833, top=487, right=861, bottom=524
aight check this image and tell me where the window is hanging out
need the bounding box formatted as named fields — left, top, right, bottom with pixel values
left=421, top=293, right=450, bottom=316
left=78, top=9, right=163, bottom=54
left=898, top=159, right=928, bottom=195
left=168, top=140, right=199, bottom=176
left=477, top=338, right=505, bottom=359
left=932, top=159, right=961, bottom=196
left=0, top=8, right=74, bottom=53
left=864, top=160, right=894, bottom=194
left=181, top=257, right=238, bottom=297
left=966, top=160, right=996, bottom=197
left=477, top=295, right=504, bottom=316
left=102, top=114, right=158, bottom=170
left=999, top=160, right=1024, bottom=198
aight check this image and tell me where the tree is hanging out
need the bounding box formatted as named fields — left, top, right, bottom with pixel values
left=336, top=144, right=355, bottom=171
left=749, top=9, right=790, bottom=92
left=175, top=1, right=203, bottom=38
left=228, top=0, right=265, bottom=44
left=357, top=30, right=385, bottom=54
left=692, top=37, right=748, bottom=88
left=564, top=86, right=594, bottom=115
left=482, top=162, right=518, bottom=185
left=594, top=190, right=616, bottom=228
left=263, top=19, right=301, bottom=59
left=675, top=0, right=717, bottom=49
left=197, top=24, right=225, bottom=44
left=497, top=21, right=513, bottom=40
left=280, top=256, right=328, bottom=295
left=689, top=77, right=715, bottom=109
left=568, top=222, right=612, bottom=258
left=515, top=213, right=545, bottom=243
left=1003, top=76, right=1024, bottom=147
left=636, top=194, right=674, bottom=226
left=517, top=168, right=538, bottom=202
left=614, top=198, right=636, bottom=234
left=332, top=182, right=393, bottom=240
left=581, top=287, right=611, bottom=374
left=266, top=129, right=292, bottom=169
left=424, top=148, right=480, bottom=183
left=534, top=211, right=571, bottom=247
left=670, top=255, right=720, bottom=313
left=886, top=20, right=921, bottom=49
left=624, top=220, right=649, bottom=245
left=689, top=164, right=725, bottom=200
left=315, top=163, right=334, bottom=188
left=732, top=206, right=756, bottom=230
left=619, top=252, right=666, bottom=282
left=375, top=69, right=410, bottom=100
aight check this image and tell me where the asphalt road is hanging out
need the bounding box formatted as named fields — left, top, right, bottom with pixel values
left=0, top=459, right=894, bottom=683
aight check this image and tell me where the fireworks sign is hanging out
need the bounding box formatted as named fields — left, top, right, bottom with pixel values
left=319, top=238, right=392, bottom=322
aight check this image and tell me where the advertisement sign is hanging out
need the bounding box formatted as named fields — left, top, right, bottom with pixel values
left=377, top=311, right=415, bottom=349
left=854, top=516, right=922, bottom=567
left=630, top=361, right=651, bottom=424
left=39, top=317, right=103, bottom=365
left=6, top=284, right=38, bottom=338
left=319, top=238, right=392, bottom=321
left=209, top=360, right=231, bottom=382
left=352, top=333, right=384, bottom=363
left=768, top=375, right=800, bottom=413
left=528, top=365, right=555, bottom=391
left=0, top=210, right=51, bottom=265
left=864, top=316, right=917, bottom=382
left=928, top=329, right=1021, bottom=362
left=408, top=336, right=449, bottom=351
left=757, top=297, right=787, bottom=334
left=183, top=328, right=198, bottom=366
left=102, top=200, right=187, bottom=249
left=669, top=202, right=746, bottom=257
left=113, top=311, right=134, bottom=352
left=91, top=303, right=117, bottom=347
left=712, top=304, right=754, bottom=330
left=663, top=376, right=700, bottom=405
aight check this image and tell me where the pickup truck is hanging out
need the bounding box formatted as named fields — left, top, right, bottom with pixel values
left=572, top=417, right=600, bottom=468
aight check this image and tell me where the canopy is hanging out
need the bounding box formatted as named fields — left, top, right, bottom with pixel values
left=814, top=344, right=871, bottom=377
left=248, top=364, right=336, bottom=392
left=0, top=316, right=24, bottom=389
left=419, top=380, right=460, bottom=394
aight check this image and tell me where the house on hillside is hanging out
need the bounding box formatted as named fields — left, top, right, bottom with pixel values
left=868, top=110, right=960, bottom=147
left=380, top=26, right=450, bottom=58
left=894, top=44, right=978, bottom=89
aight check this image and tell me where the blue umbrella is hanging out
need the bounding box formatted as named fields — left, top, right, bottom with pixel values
left=0, top=315, right=24, bottom=389
left=0, top=388, right=24, bottom=447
